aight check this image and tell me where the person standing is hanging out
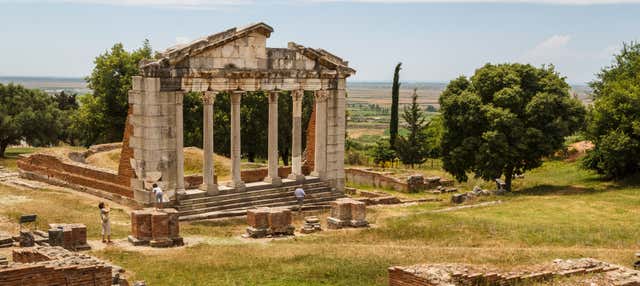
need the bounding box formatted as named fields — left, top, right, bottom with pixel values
left=152, top=183, right=163, bottom=210
left=98, top=202, right=111, bottom=243
left=294, top=187, right=306, bottom=213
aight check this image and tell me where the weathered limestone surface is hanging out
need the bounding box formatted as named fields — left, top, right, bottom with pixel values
left=129, top=208, right=183, bottom=247
left=127, top=22, right=355, bottom=204
left=327, top=198, right=369, bottom=229
left=246, top=207, right=294, bottom=238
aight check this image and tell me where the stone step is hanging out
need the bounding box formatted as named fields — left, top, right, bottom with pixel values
left=177, top=190, right=339, bottom=217
left=179, top=196, right=341, bottom=221
left=179, top=181, right=330, bottom=204
left=176, top=186, right=332, bottom=210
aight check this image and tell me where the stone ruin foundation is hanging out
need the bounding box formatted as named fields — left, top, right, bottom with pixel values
left=389, top=258, right=640, bottom=286
left=327, top=198, right=368, bottom=229
left=47, top=223, right=90, bottom=251
left=1, top=246, right=127, bottom=286
left=129, top=208, right=184, bottom=247
left=245, top=207, right=295, bottom=238
left=300, top=216, right=322, bottom=234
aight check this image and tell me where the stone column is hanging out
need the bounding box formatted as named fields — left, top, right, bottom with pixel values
left=175, top=91, right=186, bottom=199
left=311, top=90, right=328, bottom=179
left=230, top=91, right=245, bottom=190
left=264, top=91, right=282, bottom=186
left=288, top=89, right=305, bottom=182
left=202, top=91, right=218, bottom=194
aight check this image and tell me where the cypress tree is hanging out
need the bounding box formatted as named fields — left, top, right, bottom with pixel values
left=390, top=62, right=402, bottom=148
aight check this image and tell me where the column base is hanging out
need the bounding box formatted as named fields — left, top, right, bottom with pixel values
left=228, top=181, right=246, bottom=191
left=264, top=176, right=282, bottom=186
left=287, top=174, right=306, bottom=182
left=310, top=171, right=325, bottom=180
left=206, top=184, right=219, bottom=196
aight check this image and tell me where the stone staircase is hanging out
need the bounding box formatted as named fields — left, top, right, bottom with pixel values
left=176, top=177, right=344, bottom=221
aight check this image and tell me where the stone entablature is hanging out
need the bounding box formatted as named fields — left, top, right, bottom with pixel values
left=126, top=22, right=354, bottom=204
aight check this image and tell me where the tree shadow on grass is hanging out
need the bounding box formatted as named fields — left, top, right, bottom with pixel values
left=514, top=184, right=601, bottom=197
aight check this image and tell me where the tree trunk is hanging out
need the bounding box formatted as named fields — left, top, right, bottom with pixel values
left=0, top=141, right=8, bottom=158
left=504, top=168, right=514, bottom=192
left=281, top=148, right=290, bottom=166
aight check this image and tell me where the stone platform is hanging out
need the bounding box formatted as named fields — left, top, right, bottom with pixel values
left=177, top=176, right=344, bottom=221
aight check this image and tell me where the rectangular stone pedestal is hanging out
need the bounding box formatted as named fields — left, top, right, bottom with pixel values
left=130, top=208, right=183, bottom=248
left=245, top=207, right=295, bottom=238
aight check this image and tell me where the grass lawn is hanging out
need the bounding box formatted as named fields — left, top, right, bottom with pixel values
left=0, top=147, right=38, bottom=171
left=1, top=158, right=639, bottom=285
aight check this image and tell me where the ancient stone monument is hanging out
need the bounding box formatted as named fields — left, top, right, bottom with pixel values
left=123, top=22, right=355, bottom=205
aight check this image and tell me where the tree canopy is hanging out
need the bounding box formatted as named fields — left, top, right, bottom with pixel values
left=72, top=41, right=152, bottom=146
left=395, top=88, right=428, bottom=168
left=440, top=63, right=585, bottom=191
left=390, top=62, right=402, bottom=149
left=0, top=84, right=62, bottom=157
left=583, top=42, right=640, bottom=178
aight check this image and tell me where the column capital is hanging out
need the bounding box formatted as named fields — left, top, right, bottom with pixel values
left=202, top=91, right=217, bottom=105
left=314, top=90, right=329, bottom=102
left=268, top=91, right=279, bottom=103
left=230, top=91, right=242, bottom=105
left=292, top=89, right=304, bottom=101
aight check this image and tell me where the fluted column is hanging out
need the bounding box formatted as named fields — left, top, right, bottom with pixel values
left=311, top=90, right=328, bottom=179
left=175, top=92, right=185, bottom=199
left=288, top=89, right=305, bottom=182
left=264, top=91, right=282, bottom=186
left=202, top=91, right=218, bottom=194
left=230, top=91, right=245, bottom=190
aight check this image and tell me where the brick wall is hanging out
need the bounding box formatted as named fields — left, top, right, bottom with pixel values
left=4, top=248, right=112, bottom=286
left=118, top=106, right=136, bottom=180
left=303, top=103, right=316, bottom=172
left=388, top=267, right=433, bottom=286
left=17, top=154, right=132, bottom=198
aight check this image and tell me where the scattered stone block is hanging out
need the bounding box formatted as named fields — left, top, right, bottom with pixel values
left=327, top=198, right=369, bottom=229
left=131, top=210, right=153, bottom=241
left=47, top=223, right=89, bottom=251
left=245, top=207, right=294, bottom=238
left=0, top=235, right=13, bottom=248
left=129, top=208, right=183, bottom=247
left=300, top=216, right=322, bottom=234
left=19, top=230, right=34, bottom=247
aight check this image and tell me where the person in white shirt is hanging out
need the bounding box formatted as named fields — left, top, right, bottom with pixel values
left=98, top=202, right=111, bottom=243
left=294, top=187, right=306, bottom=213
left=152, top=183, right=163, bottom=210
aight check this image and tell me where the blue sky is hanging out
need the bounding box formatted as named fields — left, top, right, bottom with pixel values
left=0, top=0, right=639, bottom=84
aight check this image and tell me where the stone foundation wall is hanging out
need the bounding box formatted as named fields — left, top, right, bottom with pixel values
left=17, top=154, right=132, bottom=198
left=3, top=247, right=113, bottom=286
left=345, top=168, right=408, bottom=192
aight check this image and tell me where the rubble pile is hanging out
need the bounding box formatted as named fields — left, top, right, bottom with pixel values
left=389, top=258, right=640, bottom=286
left=1, top=246, right=127, bottom=286
left=300, top=216, right=322, bottom=234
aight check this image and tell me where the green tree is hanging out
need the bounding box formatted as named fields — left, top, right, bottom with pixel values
left=0, top=84, right=62, bottom=157
left=369, top=139, right=396, bottom=168
left=440, top=63, right=585, bottom=191
left=423, top=114, right=444, bottom=163
left=395, top=88, right=428, bottom=168
left=73, top=40, right=152, bottom=146
left=390, top=62, right=402, bottom=148
left=278, top=92, right=293, bottom=166
left=54, top=91, right=79, bottom=145
left=183, top=91, right=204, bottom=148
left=583, top=42, right=640, bottom=178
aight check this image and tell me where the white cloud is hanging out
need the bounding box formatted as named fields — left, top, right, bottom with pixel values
left=522, top=34, right=572, bottom=62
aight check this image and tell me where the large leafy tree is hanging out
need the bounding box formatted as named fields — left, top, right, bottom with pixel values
left=440, top=63, right=585, bottom=191
left=0, top=84, right=62, bottom=157
left=278, top=92, right=293, bottom=166
left=390, top=62, right=402, bottom=148
left=73, top=41, right=152, bottom=146
left=54, top=91, right=80, bottom=145
left=396, top=88, right=428, bottom=168
left=583, top=42, right=640, bottom=178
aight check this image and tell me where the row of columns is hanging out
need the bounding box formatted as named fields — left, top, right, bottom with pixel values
left=177, top=89, right=326, bottom=196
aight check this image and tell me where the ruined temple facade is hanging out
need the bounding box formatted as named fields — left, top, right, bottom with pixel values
left=125, top=23, right=355, bottom=203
